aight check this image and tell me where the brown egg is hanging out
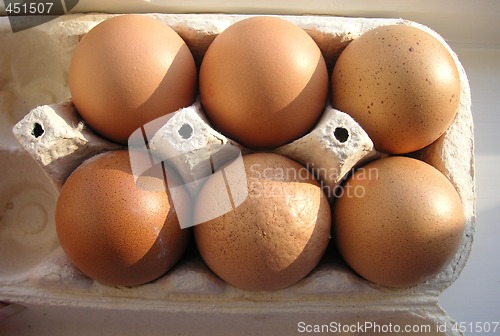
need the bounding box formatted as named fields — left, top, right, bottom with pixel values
left=55, top=150, right=190, bottom=286
left=69, top=15, right=197, bottom=144
left=194, top=153, right=331, bottom=291
left=331, top=25, right=460, bottom=154
left=199, top=16, right=328, bottom=149
left=333, top=156, right=465, bottom=287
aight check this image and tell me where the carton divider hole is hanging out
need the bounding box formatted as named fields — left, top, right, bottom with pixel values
left=178, top=123, right=194, bottom=140
left=31, top=123, right=44, bottom=139
left=334, top=127, right=349, bottom=143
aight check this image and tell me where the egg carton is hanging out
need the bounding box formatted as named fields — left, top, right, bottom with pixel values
left=1, top=13, right=474, bottom=335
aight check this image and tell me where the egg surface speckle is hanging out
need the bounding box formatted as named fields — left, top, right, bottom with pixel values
left=69, top=15, right=197, bottom=144
left=55, top=150, right=190, bottom=287
left=199, top=16, right=328, bottom=149
left=333, top=156, right=465, bottom=287
left=194, top=153, right=331, bottom=291
left=331, top=25, right=460, bottom=154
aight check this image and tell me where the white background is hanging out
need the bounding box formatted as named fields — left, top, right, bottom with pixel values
left=439, top=44, right=500, bottom=330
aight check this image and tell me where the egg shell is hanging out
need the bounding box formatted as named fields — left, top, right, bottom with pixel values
left=55, top=150, right=191, bottom=286
left=199, top=16, right=328, bottom=149
left=331, top=25, right=461, bottom=154
left=69, top=15, right=198, bottom=144
left=333, top=156, right=465, bottom=287
left=194, top=153, right=331, bottom=291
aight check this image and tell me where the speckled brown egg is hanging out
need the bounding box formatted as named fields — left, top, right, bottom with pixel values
left=69, top=15, right=197, bottom=144
left=194, top=153, right=331, bottom=291
left=199, top=16, right=328, bottom=149
left=55, top=150, right=190, bottom=287
left=333, top=156, right=465, bottom=287
left=331, top=25, right=461, bottom=154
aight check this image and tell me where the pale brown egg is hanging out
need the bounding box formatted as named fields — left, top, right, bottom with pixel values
left=194, top=153, right=331, bottom=291
left=199, top=16, right=328, bottom=149
left=333, top=156, right=465, bottom=287
left=69, top=15, right=197, bottom=144
left=331, top=25, right=460, bottom=154
left=55, top=150, right=190, bottom=287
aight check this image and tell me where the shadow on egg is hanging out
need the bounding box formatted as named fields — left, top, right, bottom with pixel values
left=133, top=43, right=198, bottom=139
left=267, top=54, right=329, bottom=149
